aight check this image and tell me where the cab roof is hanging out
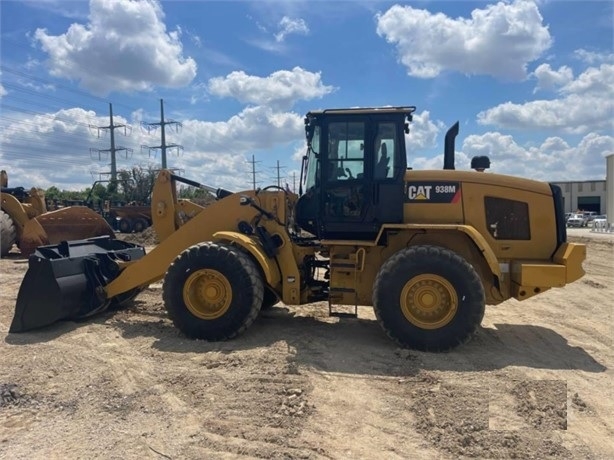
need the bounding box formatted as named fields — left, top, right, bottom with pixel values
left=306, top=106, right=416, bottom=117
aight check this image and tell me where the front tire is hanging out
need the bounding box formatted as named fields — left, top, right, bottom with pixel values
left=0, top=210, right=17, bottom=257
left=373, top=245, right=485, bottom=352
left=163, top=242, right=264, bottom=341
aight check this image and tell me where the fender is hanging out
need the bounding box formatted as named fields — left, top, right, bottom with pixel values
left=377, top=223, right=502, bottom=280
left=213, top=231, right=282, bottom=288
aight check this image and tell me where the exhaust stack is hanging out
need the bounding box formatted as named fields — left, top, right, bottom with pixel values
left=444, top=121, right=459, bottom=170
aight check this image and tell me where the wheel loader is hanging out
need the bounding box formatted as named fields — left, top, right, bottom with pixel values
left=9, top=107, right=586, bottom=351
left=0, top=170, right=115, bottom=257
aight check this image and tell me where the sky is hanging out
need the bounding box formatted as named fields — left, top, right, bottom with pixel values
left=0, top=0, right=613, bottom=192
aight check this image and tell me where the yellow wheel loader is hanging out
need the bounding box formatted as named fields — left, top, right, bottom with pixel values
left=0, top=171, right=116, bottom=257
left=10, top=107, right=586, bottom=351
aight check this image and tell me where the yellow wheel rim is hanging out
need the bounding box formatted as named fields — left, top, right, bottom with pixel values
left=400, top=274, right=458, bottom=329
left=183, top=269, right=232, bottom=320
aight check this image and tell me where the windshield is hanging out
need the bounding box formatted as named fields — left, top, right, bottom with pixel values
left=303, top=125, right=320, bottom=192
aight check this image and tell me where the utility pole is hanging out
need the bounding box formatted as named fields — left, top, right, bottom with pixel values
left=247, top=155, right=262, bottom=190
left=141, top=99, right=183, bottom=169
left=89, top=103, right=132, bottom=182
left=271, top=160, right=286, bottom=187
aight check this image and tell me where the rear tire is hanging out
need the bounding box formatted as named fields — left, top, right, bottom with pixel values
left=0, top=210, right=17, bottom=257
left=133, top=218, right=148, bottom=233
left=373, top=245, right=485, bottom=352
left=163, top=242, right=264, bottom=341
left=118, top=218, right=132, bottom=233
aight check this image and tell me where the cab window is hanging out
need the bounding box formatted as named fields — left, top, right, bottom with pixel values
left=373, top=122, right=396, bottom=179
left=327, top=122, right=365, bottom=181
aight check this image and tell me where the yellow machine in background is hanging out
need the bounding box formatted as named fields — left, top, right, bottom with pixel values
left=10, top=107, right=586, bottom=351
left=0, top=170, right=115, bottom=257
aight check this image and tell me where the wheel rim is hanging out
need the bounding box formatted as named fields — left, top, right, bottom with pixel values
left=183, top=269, right=232, bottom=320
left=400, top=274, right=458, bottom=329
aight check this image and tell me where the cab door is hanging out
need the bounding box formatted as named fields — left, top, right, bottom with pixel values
left=319, top=116, right=406, bottom=239
left=320, top=119, right=374, bottom=238
left=371, top=120, right=405, bottom=224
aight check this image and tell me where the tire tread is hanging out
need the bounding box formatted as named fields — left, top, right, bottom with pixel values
left=373, top=245, right=485, bottom=352
left=163, top=242, right=264, bottom=341
left=0, top=210, right=17, bottom=257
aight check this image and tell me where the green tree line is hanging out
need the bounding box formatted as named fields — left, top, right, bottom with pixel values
left=43, top=165, right=215, bottom=207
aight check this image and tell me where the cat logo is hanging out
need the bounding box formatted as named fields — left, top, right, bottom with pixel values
left=406, top=181, right=461, bottom=204
left=407, top=185, right=432, bottom=200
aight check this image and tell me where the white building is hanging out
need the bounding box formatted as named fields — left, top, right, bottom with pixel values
left=607, top=154, right=614, bottom=222
left=550, top=154, right=613, bottom=221
left=550, top=179, right=607, bottom=214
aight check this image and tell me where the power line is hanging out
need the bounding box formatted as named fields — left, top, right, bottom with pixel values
left=0, top=64, right=141, bottom=114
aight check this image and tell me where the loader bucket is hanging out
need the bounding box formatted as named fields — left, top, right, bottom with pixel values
left=20, top=207, right=115, bottom=257
left=10, top=236, right=145, bottom=333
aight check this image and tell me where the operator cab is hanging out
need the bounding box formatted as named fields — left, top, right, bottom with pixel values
left=296, top=107, right=415, bottom=240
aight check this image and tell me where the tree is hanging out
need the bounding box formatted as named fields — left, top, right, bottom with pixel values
left=178, top=185, right=216, bottom=206
left=45, top=186, right=61, bottom=201
left=116, top=165, right=157, bottom=204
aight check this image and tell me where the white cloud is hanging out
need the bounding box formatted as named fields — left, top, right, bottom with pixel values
left=34, top=0, right=197, bottom=95
left=0, top=84, right=6, bottom=98
left=274, top=16, right=309, bottom=42
left=573, top=49, right=614, bottom=65
left=246, top=15, right=309, bottom=53
left=561, top=64, right=614, bottom=96
left=291, top=142, right=308, bottom=163
left=0, top=104, right=306, bottom=191
left=532, top=64, right=573, bottom=92
left=478, top=64, right=614, bottom=134
left=148, top=106, right=305, bottom=190
left=405, top=110, right=444, bottom=151
left=376, top=1, right=551, bottom=80
left=207, top=67, right=335, bottom=110
left=180, top=106, right=303, bottom=154
left=410, top=150, right=473, bottom=172
left=0, top=107, right=133, bottom=189
left=461, top=131, right=614, bottom=180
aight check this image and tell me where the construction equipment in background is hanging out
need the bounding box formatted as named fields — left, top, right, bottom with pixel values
left=0, top=170, right=116, bottom=257
left=85, top=180, right=153, bottom=233
left=109, top=204, right=152, bottom=233
left=10, top=107, right=586, bottom=351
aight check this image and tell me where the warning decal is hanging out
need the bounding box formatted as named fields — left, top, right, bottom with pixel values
left=405, top=181, right=461, bottom=203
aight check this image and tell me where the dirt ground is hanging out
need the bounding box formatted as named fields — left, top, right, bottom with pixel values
left=1, top=229, right=612, bottom=459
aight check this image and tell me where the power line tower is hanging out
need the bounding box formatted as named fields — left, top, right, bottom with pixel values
left=270, top=160, right=286, bottom=187
left=89, top=103, right=132, bottom=181
left=247, top=154, right=263, bottom=190
left=141, top=99, right=183, bottom=169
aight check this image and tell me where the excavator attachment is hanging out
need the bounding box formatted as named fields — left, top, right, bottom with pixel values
left=10, top=236, right=145, bottom=333
left=19, top=207, right=116, bottom=257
